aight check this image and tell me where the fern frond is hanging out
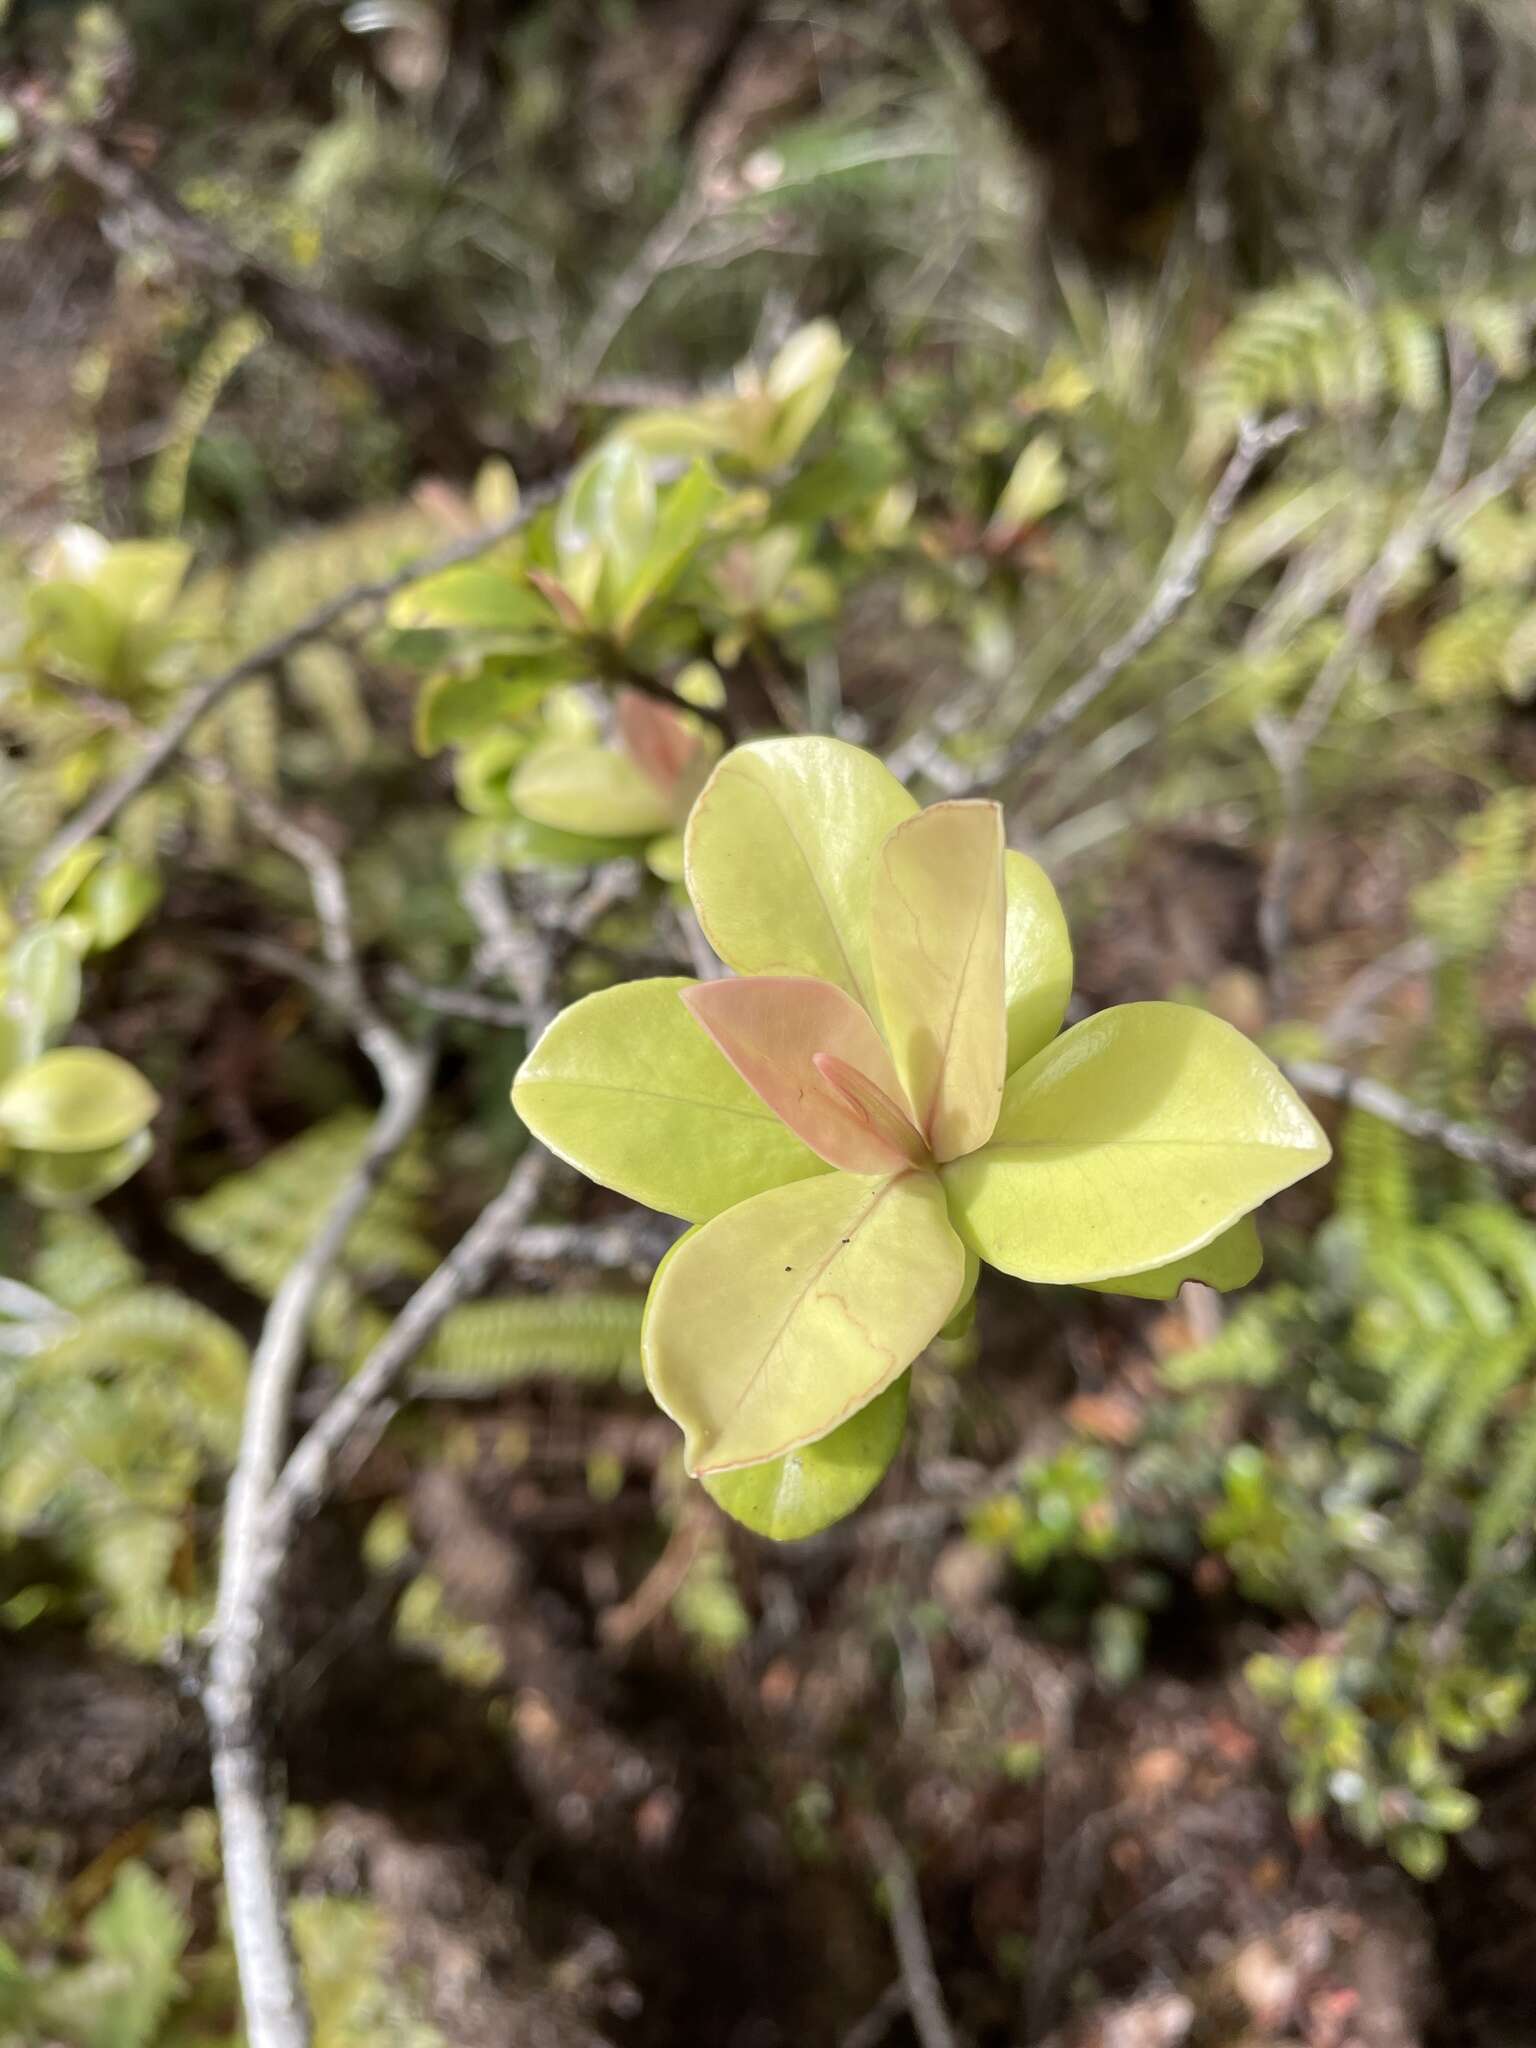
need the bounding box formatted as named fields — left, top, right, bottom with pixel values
left=1382, top=1330, right=1464, bottom=1441
left=205, top=678, right=281, bottom=794
left=173, top=1112, right=436, bottom=1368
left=1194, top=279, right=1382, bottom=452
left=415, top=1294, right=646, bottom=1393
left=28, top=1210, right=144, bottom=1312
left=229, top=503, right=439, bottom=651
left=1413, top=792, right=1534, bottom=957
left=1448, top=1203, right=1536, bottom=1320
left=1455, top=294, right=1531, bottom=380
left=1161, top=1286, right=1304, bottom=1389
left=287, top=642, right=373, bottom=766
left=1417, top=1231, right=1516, bottom=1337
left=1472, top=1394, right=1536, bottom=1564
left=1335, top=1108, right=1418, bottom=1233
left=1417, top=594, right=1524, bottom=702
left=145, top=311, right=267, bottom=534
left=1379, top=301, right=1445, bottom=414
left=1422, top=1329, right=1530, bottom=1480
left=42, top=1291, right=248, bottom=1458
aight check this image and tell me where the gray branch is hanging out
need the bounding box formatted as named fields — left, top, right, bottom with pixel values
left=270, top=1145, right=551, bottom=1530
left=26, top=475, right=564, bottom=899
left=204, top=1044, right=434, bottom=2048
left=1004, top=411, right=1305, bottom=773
left=859, top=1814, right=961, bottom=2048
left=892, top=414, right=1302, bottom=796
left=1283, top=1059, right=1536, bottom=1181
left=1256, top=356, right=1536, bottom=978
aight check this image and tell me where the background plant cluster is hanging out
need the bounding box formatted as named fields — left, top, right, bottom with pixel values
left=6, top=2, right=1536, bottom=2043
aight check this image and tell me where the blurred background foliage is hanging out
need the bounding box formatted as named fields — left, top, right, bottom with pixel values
left=6, top=3, right=1536, bottom=2044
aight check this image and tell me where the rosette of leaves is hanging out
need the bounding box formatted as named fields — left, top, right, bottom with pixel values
left=394, top=323, right=855, bottom=758
left=619, top=319, right=850, bottom=478
left=13, top=525, right=211, bottom=707
left=456, top=683, right=722, bottom=880
left=0, top=844, right=161, bottom=1207
left=513, top=738, right=1330, bottom=1538
left=1, top=527, right=219, bottom=844
left=395, top=443, right=737, bottom=756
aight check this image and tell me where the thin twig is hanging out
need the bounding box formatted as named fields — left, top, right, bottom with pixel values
left=841, top=1983, right=910, bottom=2048
left=567, top=182, right=713, bottom=396
left=513, top=1214, right=682, bottom=1272
left=1289, top=355, right=1495, bottom=763
left=204, top=772, right=603, bottom=2048
left=460, top=867, right=555, bottom=1026
left=890, top=414, right=1301, bottom=796
left=1256, top=363, right=1533, bottom=977
left=26, top=476, right=564, bottom=897
left=674, top=904, right=726, bottom=981
left=1320, top=935, right=1439, bottom=1049
left=600, top=1494, right=713, bottom=1650
left=858, top=1815, right=960, bottom=2048
left=43, top=691, right=406, bottom=1073
left=231, top=782, right=403, bottom=1076
left=270, top=1146, right=551, bottom=1527
left=385, top=969, right=528, bottom=1030
left=205, top=1043, right=433, bottom=2048
left=190, top=747, right=432, bottom=2048
left=997, top=412, right=1305, bottom=776
left=1283, top=1058, right=1536, bottom=1180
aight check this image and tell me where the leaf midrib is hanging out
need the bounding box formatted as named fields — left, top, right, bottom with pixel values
left=527, top=1075, right=785, bottom=1125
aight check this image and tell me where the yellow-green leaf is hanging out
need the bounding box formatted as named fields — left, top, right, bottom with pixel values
left=703, top=1373, right=909, bottom=1539
left=941, top=1003, right=1329, bottom=1285
left=870, top=800, right=1007, bottom=1162
left=414, top=663, right=567, bottom=754
left=389, top=567, right=557, bottom=634
left=0, top=1048, right=160, bottom=1155
left=684, top=737, right=917, bottom=1009
left=644, top=1167, right=964, bottom=1474
left=1079, top=1215, right=1262, bottom=1300
left=78, top=856, right=161, bottom=952
left=557, top=439, right=656, bottom=625
left=512, top=977, right=828, bottom=1222
left=91, top=540, right=193, bottom=622
left=763, top=320, right=848, bottom=467
left=4, top=926, right=82, bottom=1055
left=512, top=740, right=676, bottom=838
left=989, top=433, right=1067, bottom=537
left=645, top=831, right=686, bottom=882
left=613, top=461, right=731, bottom=638
left=1004, top=851, right=1073, bottom=1071
left=11, top=1127, right=154, bottom=1207
left=35, top=839, right=110, bottom=919
left=26, top=583, right=121, bottom=686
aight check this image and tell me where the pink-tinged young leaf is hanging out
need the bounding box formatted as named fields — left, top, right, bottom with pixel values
left=512, top=977, right=828, bottom=1222
left=813, top=1053, right=928, bottom=1169
left=617, top=688, right=700, bottom=797
left=869, top=800, right=1008, bottom=1163
left=643, top=1167, right=965, bottom=1474
left=1004, top=850, right=1073, bottom=1072
left=684, top=738, right=917, bottom=1008
left=941, top=1003, right=1330, bottom=1284
left=525, top=568, right=590, bottom=633
left=1079, top=1215, right=1262, bottom=1301
left=680, top=976, right=918, bottom=1175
